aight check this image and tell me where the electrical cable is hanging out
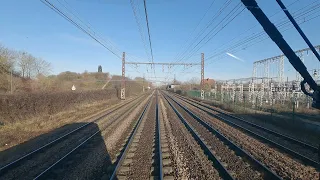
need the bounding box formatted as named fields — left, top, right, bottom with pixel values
left=143, top=0, right=156, bottom=78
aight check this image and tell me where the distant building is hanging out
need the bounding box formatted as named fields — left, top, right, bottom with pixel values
left=202, top=78, right=215, bottom=89
left=167, top=84, right=180, bottom=89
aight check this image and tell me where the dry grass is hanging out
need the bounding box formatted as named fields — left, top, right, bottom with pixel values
left=0, top=98, right=122, bottom=152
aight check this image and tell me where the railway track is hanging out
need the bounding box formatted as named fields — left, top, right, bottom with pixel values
left=159, top=93, right=221, bottom=179
left=1, top=90, right=317, bottom=179
left=171, top=92, right=320, bottom=168
left=162, top=92, right=281, bottom=179
left=110, top=92, right=163, bottom=179
left=0, top=94, right=147, bottom=180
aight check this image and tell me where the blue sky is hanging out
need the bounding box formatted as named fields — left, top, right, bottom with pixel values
left=0, top=0, right=320, bottom=83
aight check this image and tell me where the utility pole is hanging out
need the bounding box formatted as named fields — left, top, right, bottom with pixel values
left=10, top=68, right=13, bottom=94
left=201, top=53, right=204, bottom=100
left=143, top=73, right=145, bottom=92
left=121, top=52, right=126, bottom=100
left=123, top=61, right=202, bottom=94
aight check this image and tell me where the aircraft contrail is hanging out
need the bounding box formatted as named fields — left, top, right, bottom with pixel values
left=226, top=52, right=244, bottom=62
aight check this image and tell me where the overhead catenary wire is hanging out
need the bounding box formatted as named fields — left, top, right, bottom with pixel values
left=209, top=0, right=301, bottom=55
left=205, top=1, right=320, bottom=62
left=276, top=0, right=320, bottom=63
left=143, top=0, right=156, bottom=78
left=181, top=4, right=245, bottom=62
left=181, top=1, right=320, bottom=69
left=41, top=0, right=143, bottom=75
left=165, top=0, right=237, bottom=81
left=56, top=0, right=121, bottom=52
left=205, top=13, right=320, bottom=67
left=41, top=0, right=121, bottom=59
left=206, top=4, right=320, bottom=65
left=130, top=0, right=152, bottom=63
left=183, top=0, right=318, bottom=67
left=172, top=1, right=320, bottom=80
left=174, top=0, right=233, bottom=64
left=173, top=0, right=217, bottom=62
left=166, top=3, right=245, bottom=82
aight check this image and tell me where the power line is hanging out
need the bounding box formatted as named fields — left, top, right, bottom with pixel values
left=41, top=0, right=144, bottom=76
left=174, top=0, right=233, bottom=63
left=206, top=12, right=320, bottom=66
left=206, top=2, right=320, bottom=62
left=41, top=0, right=121, bottom=59
left=181, top=4, right=245, bottom=62
left=205, top=1, right=320, bottom=62
left=165, top=0, right=235, bottom=80
left=210, top=0, right=300, bottom=55
left=166, top=3, right=244, bottom=81
left=130, top=0, right=151, bottom=62
left=143, top=0, right=156, bottom=78
left=173, top=0, right=217, bottom=62
left=171, top=1, right=319, bottom=79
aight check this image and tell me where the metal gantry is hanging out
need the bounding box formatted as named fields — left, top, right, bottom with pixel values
left=201, top=53, right=205, bottom=100
left=121, top=52, right=204, bottom=99
left=209, top=45, right=320, bottom=110
left=121, top=52, right=126, bottom=100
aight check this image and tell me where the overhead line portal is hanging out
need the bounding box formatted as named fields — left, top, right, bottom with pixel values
left=121, top=52, right=205, bottom=100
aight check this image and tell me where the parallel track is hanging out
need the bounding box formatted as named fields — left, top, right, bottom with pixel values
left=163, top=92, right=281, bottom=179
left=162, top=93, right=233, bottom=180
left=171, top=92, right=320, bottom=168
left=156, top=91, right=164, bottom=180
left=0, top=94, right=146, bottom=179
left=110, top=94, right=162, bottom=179
left=33, top=94, right=150, bottom=179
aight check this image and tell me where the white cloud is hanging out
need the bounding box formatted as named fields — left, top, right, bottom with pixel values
left=226, top=52, right=244, bottom=62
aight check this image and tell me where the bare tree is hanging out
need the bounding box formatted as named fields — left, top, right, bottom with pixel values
left=188, top=77, right=200, bottom=90
left=25, top=54, right=36, bottom=78
left=34, top=58, right=51, bottom=76
left=17, top=51, right=28, bottom=78
left=17, top=52, right=51, bottom=78
left=0, top=44, right=16, bottom=72
left=189, top=77, right=200, bottom=85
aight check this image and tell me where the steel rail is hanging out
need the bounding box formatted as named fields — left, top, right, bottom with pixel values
left=161, top=93, right=234, bottom=180
left=174, top=93, right=318, bottom=152
left=156, top=90, right=164, bottom=180
left=0, top=94, right=145, bottom=176
left=33, top=95, right=151, bottom=179
left=110, top=96, right=153, bottom=179
left=165, top=92, right=281, bottom=179
left=171, top=93, right=320, bottom=168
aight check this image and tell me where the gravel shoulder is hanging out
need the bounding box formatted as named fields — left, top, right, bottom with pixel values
left=62, top=94, right=153, bottom=180
left=190, top=96, right=320, bottom=146
left=166, top=95, right=264, bottom=179
left=174, top=95, right=319, bottom=179
left=160, top=94, right=221, bottom=179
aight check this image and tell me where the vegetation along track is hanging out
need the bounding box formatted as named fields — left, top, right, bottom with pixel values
left=162, top=91, right=281, bottom=180
left=0, top=93, right=148, bottom=180
left=172, top=92, right=319, bottom=167
left=167, top=91, right=319, bottom=179
left=110, top=91, right=165, bottom=180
